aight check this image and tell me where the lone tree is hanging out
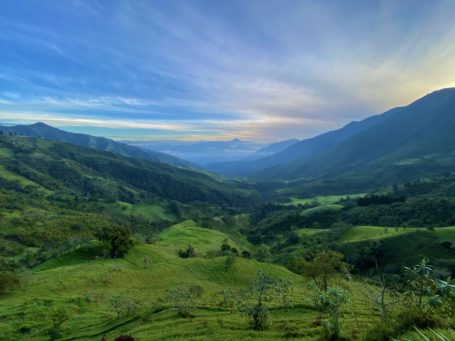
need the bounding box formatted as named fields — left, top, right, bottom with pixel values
left=178, top=244, right=196, bottom=258
left=240, top=270, right=293, bottom=330
left=357, top=260, right=400, bottom=320
left=110, top=294, right=138, bottom=318
left=97, top=226, right=133, bottom=258
left=166, top=284, right=204, bottom=317
left=300, top=250, right=350, bottom=292
left=404, top=258, right=443, bottom=311
left=313, top=286, right=349, bottom=340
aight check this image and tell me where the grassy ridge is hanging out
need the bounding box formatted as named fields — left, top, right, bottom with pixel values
left=0, top=223, right=381, bottom=340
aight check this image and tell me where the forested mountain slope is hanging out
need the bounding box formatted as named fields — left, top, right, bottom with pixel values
left=0, top=122, right=198, bottom=170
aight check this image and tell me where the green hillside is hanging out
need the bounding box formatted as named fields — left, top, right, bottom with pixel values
left=0, top=135, right=260, bottom=270
left=0, top=122, right=198, bottom=170
left=0, top=223, right=381, bottom=341
left=2, top=136, right=455, bottom=340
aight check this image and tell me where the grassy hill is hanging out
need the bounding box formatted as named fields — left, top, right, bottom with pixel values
left=0, top=223, right=382, bottom=341
left=0, top=135, right=261, bottom=270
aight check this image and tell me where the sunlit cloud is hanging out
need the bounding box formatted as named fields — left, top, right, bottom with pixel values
left=0, top=0, right=455, bottom=141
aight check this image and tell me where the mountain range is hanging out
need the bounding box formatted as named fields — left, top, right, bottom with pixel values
left=209, top=88, right=455, bottom=187
left=0, top=122, right=198, bottom=170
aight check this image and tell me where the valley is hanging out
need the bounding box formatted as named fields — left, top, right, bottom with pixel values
left=2, top=93, right=455, bottom=339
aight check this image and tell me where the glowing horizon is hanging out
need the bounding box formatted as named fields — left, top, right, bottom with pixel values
left=1, top=0, right=455, bottom=142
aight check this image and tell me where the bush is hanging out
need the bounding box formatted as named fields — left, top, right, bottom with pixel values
left=225, top=253, right=237, bottom=270
left=178, top=245, right=196, bottom=258
left=253, top=244, right=271, bottom=262
left=96, top=226, right=133, bottom=258
left=167, top=284, right=204, bottom=317
left=241, top=250, right=251, bottom=258
left=365, top=308, right=440, bottom=341
left=312, top=286, right=348, bottom=340
left=110, top=294, right=138, bottom=317
left=0, top=271, right=20, bottom=295
left=247, top=303, right=270, bottom=330
left=115, top=336, right=136, bottom=341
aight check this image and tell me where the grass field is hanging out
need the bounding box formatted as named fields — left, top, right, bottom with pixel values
left=286, top=193, right=365, bottom=206
left=339, top=226, right=414, bottom=243
left=0, top=222, right=384, bottom=341
left=340, top=225, right=455, bottom=244
left=99, top=201, right=176, bottom=222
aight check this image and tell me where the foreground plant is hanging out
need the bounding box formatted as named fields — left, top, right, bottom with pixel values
left=239, top=270, right=293, bottom=330
left=312, top=286, right=348, bottom=340
left=166, top=284, right=204, bottom=317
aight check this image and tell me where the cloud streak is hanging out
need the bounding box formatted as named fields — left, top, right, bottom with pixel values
left=0, top=0, right=455, bottom=141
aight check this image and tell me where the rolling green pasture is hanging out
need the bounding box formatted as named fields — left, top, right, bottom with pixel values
left=98, top=201, right=175, bottom=222
left=340, top=225, right=455, bottom=244
left=286, top=193, right=365, bottom=206
left=0, top=222, right=383, bottom=341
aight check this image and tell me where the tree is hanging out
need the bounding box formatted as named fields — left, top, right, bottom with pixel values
left=178, top=244, right=196, bottom=258
left=110, top=294, right=137, bottom=317
left=225, top=253, right=236, bottom=270
left=313, top=286, right=348, bottom=340
left=221, top=239, right=232, bottom=252
left=240, top=270, right=293, bottom=330
left=254, top=244, right=271, bottom=262
left=404, top=258, right=439, bottom=310
left=97, top=226, right=133, bottom=258
left=166, top=284, right=204, bottom=317
left=241, top=250, right=251, bottom=258
left=300, top=251, right=350, bottom=291
left=0, top=271, right=20, bottom=295
left=287, top=230, right=300, bottom=245
left=48, top=307, right=68, bottom=340
left=357, top=260, right=400, bottom=319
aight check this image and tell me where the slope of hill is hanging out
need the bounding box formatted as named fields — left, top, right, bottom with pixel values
left=207, top=113, right=387, bottom=176
left=0, top=222, right=379, bottom=341
left=0, top=122, right=198, bottom=170
left=275, top=88, right=455, bottom=181
left=0, top=135, right=259, bottom=206
left=211, top=88, right=455, bottom=189
left=244, top=139, right=299, bottom=161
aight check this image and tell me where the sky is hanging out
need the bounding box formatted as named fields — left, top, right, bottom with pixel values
left=0, top=0, right=455, bottom=142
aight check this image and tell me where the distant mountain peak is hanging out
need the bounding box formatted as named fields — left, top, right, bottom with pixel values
left=30, top=122, right=51, bottom=128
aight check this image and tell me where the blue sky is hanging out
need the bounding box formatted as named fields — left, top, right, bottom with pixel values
left=0, top=0, right=455, bottom=141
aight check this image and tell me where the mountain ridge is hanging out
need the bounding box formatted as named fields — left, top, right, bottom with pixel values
left=208, top=88, right=455, bottom=187
left=0, top=122, right=199, bottom=170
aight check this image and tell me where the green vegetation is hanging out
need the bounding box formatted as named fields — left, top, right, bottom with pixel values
left=2, top=133, right=455, bottom=339
left=286, top=194, right=365, bottom=206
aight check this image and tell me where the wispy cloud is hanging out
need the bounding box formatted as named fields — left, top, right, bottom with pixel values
left=0, top=0, right=455, bottom=141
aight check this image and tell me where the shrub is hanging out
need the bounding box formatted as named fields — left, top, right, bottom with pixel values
left=115, top=336, right=136, bottom=341
left=365, top=308, right=440, bottom=341
left=167, top=284, right=203, bottom=317
left=225, top=253, right=236, bottom=270
left=241, top=250, right=251, bottom=258
left=178, top=245, right=196, bottom=258
left=110, top=294, right=138, bottom=317
left=254, top=244, right=271, bottom=262
left=221, top=239, right=232, bottom=252
left=313, top=286, right=348, bottom=340
left=0, top=271, right=20, bottom=295
left=241, top=270, right=294, bottom=330
left=96, top=226, right=133, bottom=258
